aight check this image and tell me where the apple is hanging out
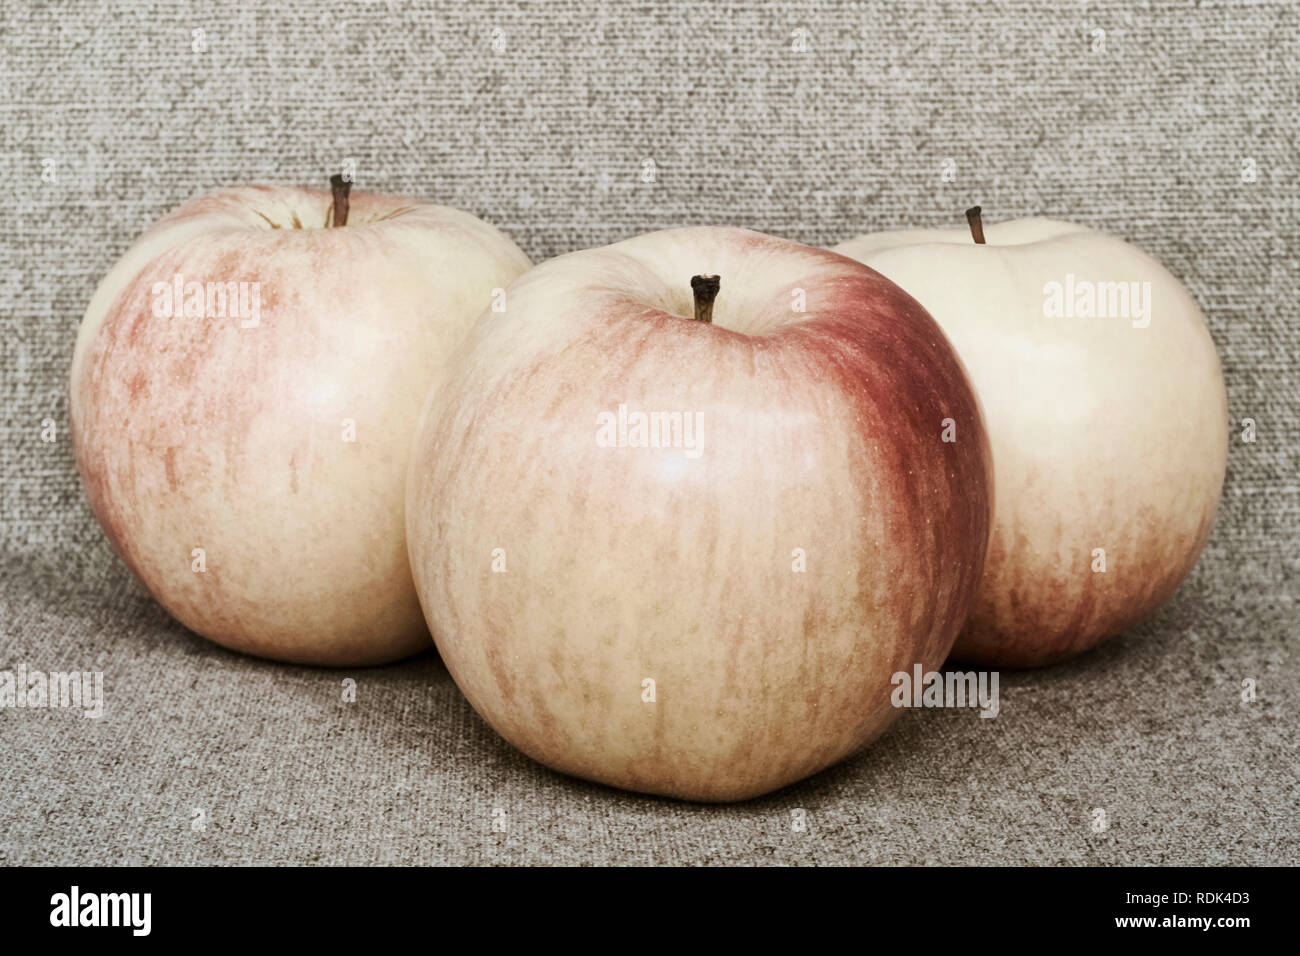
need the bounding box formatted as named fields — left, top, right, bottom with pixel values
left=405, top=226, right=993, bottom=801
left=834, top=210, right=1228, bottom=667
left=71, top=178, right=531, bottom=665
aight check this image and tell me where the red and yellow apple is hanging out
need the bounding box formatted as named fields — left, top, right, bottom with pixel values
left=71, top=181, right=530, bottom=665
left=405, top=227, right=993, bottom=801
left=835, top=212, right=1228, bottom=666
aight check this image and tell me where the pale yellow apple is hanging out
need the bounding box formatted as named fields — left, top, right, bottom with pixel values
left=406, top=227, right=993, bottom=800
left=71, top=184, right=530, bottom=665
left=835, top=217, right=1228, bottom=666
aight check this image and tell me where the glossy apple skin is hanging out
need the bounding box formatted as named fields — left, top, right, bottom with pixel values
left=406, top=227, right=993, bottom=801
left=835, top=220, right=1228, bottom=667
left=71, top=186, right=530, bottom=665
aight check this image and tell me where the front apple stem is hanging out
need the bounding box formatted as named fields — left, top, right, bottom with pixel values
left=691, top=275, right=720, bottom=323
left=965, top=205, right=986, bottom=244
left=330, top=174, right=351, bottom=227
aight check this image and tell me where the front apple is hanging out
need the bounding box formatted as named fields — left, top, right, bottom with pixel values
left=71, top=181, right=531, bottom=665
left=405, top=227, right=993, bottom=801
left=835, top=212, right=1229, bottom=666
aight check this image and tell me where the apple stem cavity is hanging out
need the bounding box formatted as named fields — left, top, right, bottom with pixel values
left=330, top=174, right=352, bottom=227
left=691, top=275, right=720, bottom=323
left=965, top=205, right=986, bottom=244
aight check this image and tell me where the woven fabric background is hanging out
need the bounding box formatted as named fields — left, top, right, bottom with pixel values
left=1, top=0, right=1296, bottom=865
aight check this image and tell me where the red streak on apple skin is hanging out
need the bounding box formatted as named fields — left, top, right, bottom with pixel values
left=958, top=496, right=1218, bottom=666
left=72, top=240, right=300, bottom=646
left=164, top=447, right=179, bottom=493
left=781, top=262, right=993, bottom=674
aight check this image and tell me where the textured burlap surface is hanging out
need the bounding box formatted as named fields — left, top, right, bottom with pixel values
left=1, top=1, right=1295, bottom=864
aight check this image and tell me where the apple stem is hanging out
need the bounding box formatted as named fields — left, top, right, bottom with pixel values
left=330, top=174, right=351, bottom=227
left=691, top=275, right=720, bottom=323
left=965, top=205, right=986, bottom=244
